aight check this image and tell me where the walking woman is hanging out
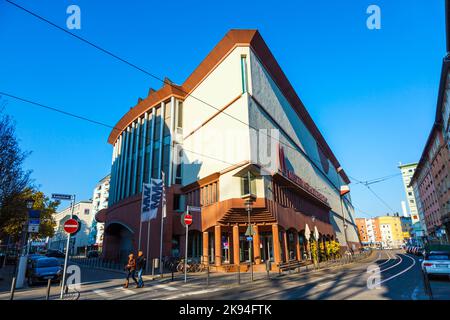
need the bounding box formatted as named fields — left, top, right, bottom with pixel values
left=123, top=253, right=138, bottom=288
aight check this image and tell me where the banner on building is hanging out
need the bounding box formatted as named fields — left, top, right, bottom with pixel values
left=141, top=179, right=163, bottom=222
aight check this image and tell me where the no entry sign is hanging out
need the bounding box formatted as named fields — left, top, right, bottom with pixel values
left=184, top=214, right=193, bottom=226
left=64, top=218, right=79, bottom=234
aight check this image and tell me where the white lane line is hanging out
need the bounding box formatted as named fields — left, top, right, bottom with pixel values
left=378, top=251, right=392, bottom=267
left=115, top=287, right=136, bottom=295
left=93, top=289, right=113, bottom=298
left=379, top=253, right=416, bottom=285
left=317, top=252, right=402, bottom=287
left=153, top=284, right=177, bottom=291
left=165, top=287, right=226, bottom=300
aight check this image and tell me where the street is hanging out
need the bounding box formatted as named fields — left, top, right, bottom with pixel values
left=1, top=250, right=449, bottom=300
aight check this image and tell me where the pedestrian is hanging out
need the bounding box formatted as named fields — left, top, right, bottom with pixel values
left=123, top=253, right=138, bottom=288
left=136, top=251, right=146, bottom=288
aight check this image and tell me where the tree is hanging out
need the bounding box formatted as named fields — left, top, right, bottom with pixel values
left=0, top=188, right=59, bottom=241
left=0, top=108, right=31, bottom=209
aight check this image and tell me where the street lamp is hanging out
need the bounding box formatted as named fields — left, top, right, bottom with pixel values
left=25, top=198, right=35, bottom=209
left=244, top=197, right=255, bottom=282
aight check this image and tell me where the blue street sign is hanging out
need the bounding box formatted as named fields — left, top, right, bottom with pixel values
left=29, top=219, right=40, bottom=226
left=51, top=193, right=73, bottom=200
left=246, top=236, right=253, bottom=241
left=28, top=210, right=41, bottom=219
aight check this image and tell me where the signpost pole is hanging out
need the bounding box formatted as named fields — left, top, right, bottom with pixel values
left=184, top=208, right=189, bottom=283
left=60, top=194, right=75, bottom=299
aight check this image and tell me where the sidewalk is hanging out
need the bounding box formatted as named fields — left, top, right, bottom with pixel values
left=0, top=265, right=14, bottom=293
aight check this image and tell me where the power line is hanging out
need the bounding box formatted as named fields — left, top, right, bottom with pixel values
left=5, top=0, right=382, bottom=218
left=352, top=173, right=401, bottom=186
left=4, top=0, right=339, bottom=188
left=3, top=91, right=381, bottom=219
left=348, top=174, right=396, bottom=214
left=0, top=91, right=235, bottom=167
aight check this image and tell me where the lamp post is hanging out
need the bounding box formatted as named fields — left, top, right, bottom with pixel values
left=245, top=198, right=254, bottom=282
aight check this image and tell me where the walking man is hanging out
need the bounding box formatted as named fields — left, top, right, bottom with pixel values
left=136, top=251, right=146, bottom=288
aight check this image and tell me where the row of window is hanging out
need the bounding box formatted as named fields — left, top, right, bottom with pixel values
left=109, top=99, right=183, bottom=206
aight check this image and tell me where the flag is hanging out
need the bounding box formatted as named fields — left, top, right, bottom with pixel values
left=141, top=179, right=163, bottom=222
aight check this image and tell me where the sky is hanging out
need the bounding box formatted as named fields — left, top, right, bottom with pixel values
left=0, top=0, right=446, bottom=216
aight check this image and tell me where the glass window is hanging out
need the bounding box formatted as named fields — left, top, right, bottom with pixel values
left=177, top=101, right=183, bottom=128
left=241, top=172, right=256, bottom=196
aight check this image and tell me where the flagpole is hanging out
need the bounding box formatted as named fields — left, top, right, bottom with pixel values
left=146, top=220, right=151, bottom=274
left=138, top=183, right=145, bottom=251
left=159, top=171, right=166, bottom=275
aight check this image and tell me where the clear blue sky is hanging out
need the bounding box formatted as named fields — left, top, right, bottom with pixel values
left=0, top=0, right=446, bottom=216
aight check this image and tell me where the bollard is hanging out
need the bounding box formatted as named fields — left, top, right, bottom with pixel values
left=46, top=278, right=52, bottom=300
left=171, top=270, right=174, bottom=282
left=10, top=277, right=16, bottom=300
left=288, top=260, right=292, bottom=274
left=266, top=260, right=270, bottom=279
left=237, top=264, right=240, bottom=285
left=206, top=264, right=210, bottom=286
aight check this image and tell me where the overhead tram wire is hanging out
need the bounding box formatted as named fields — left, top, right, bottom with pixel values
left=6, top=0, right=384, bottom=219
left=0, top=91, right=236, bottom=168
left=1, top=92, right=380, bottom=219
left=348, top=174, right=397, bottom=214
left=4, top=0, right=333, bottom=179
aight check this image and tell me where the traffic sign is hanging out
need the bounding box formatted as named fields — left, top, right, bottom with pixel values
left=29, top=219, right=40, bottom=226
left=52, top=194, right=73, bottom=201
left=246, top=236, right=253, bottom=241
left=184, top=214, right=193, bottom=226
left=245, top=225, right=255, bottom=236
left=64, top=219, right=79, bottom=234
left=28, top=210, right=41, bottom=219
left=28, top=225, right=39, bottom=233
left=187, top=206, right=201, bottom=212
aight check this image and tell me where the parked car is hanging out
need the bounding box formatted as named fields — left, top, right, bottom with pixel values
left=46, top=249, right=65, bottom=258
left=87, top=250, right=99, bottom=258
left=27, top=257, right=62, bottom=286
left=421, top=251, right=450, bottom=278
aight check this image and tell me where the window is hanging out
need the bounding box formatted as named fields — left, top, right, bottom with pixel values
left=177, top=101, right=183, bottom=129
left=84, top=209, right=90, bottom=215
left=240, top=55, right=248, bottom=93
left=241, top=172, right=256, bottom=197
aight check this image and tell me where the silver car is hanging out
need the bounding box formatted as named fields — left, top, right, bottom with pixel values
left=421, top=251, right=450, bottom=276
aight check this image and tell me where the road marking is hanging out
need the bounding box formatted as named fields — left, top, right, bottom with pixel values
left=318, top=252, right=402, bottom=287
left=379, top=253, right=416, bottom=285
left=165, top=287, right=226, bottom=300
left=93, top=289, right=112, bottom=298
left=153, top=284, right=177, bottom=291
left=115, top=287, right=136, bottom=295
left=378, top=251, right=392, bottom=267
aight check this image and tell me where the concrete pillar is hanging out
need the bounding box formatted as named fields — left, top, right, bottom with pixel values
left=295, top=232, right=301, bottom=261
left=253, top=225, right=261, bottom=264
left=272, top=224, right=281, bottom=265
left=232, top=225, right=240, bottom=265
left=202, top=231, right=209, bottom=264
left=214, top=225, right=222, bottom=266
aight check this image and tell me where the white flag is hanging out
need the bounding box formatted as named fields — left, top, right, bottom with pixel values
left=141, top=179, right=163, bottom=222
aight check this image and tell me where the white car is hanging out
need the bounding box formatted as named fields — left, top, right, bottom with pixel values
left=421, top=251, right=450, bottom=276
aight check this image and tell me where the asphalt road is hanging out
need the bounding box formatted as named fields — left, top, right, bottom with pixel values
left=1, top=250, right=449, bottom=300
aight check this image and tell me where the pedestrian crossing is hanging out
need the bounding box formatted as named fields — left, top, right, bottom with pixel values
left=80, top=281, right=213, bottom=300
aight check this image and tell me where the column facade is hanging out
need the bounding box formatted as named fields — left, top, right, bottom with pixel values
left=214, top=225, right=222, bottom=266
left=232, top=225, right=240, bottom=265
left=272, top=224, right=281, bottom=265
left=202, top=231, right=209, bottom=264
left=253, top=225, right=261, bottom=264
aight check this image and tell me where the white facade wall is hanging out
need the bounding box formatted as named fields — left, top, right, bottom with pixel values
left=49, top=201, right=94, bottom=254
left=182, top=47, right=252, bottom=189
left=91, top=175, right=110, bottom=245
left=248, top=49, right=359, bottom=245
